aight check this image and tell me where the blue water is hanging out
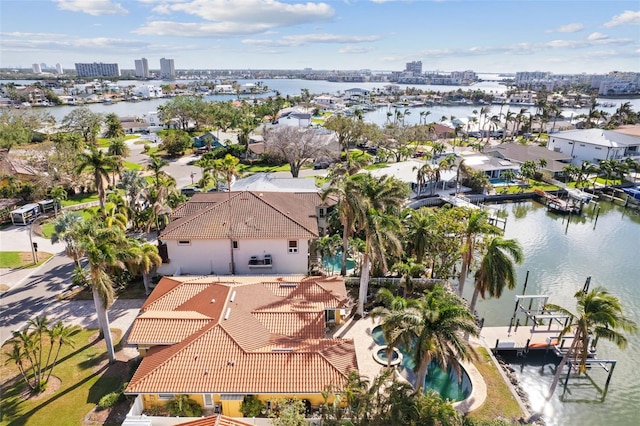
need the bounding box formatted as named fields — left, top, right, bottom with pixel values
left=322, top=251, right=355, bottom=273
left=372, top=325, right=472, bottom=401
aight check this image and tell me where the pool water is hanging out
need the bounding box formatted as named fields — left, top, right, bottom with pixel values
left=322, top=251, right=356, bottom=273
left=372, top=325, right=472, bottom=401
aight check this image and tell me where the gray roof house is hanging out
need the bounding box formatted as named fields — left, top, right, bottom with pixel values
left=485, top=143, right=572, bottom=177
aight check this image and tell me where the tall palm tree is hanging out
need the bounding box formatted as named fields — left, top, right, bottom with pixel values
left=545, top=286, right=638, bottom=399
left=147, top=154, right=169, bottom=191
left=75, top=147, right=116, bottom=208
left=458, top=210, right=500, bottom=298
left=402, top=208, right=436, bottom=265
left=322, top=174, right=368, bottom=276
left=79, top=219, right=130, bottom=363
left=49, top=185, right=67, bottom=217
left=215, top=154, right=240, bottom=274
left=468, top=236, right=524, bottom=315
left=392, top=258, right=427, bottom=298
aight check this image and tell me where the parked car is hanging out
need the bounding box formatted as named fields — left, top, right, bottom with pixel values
left=181, top=186, right=202, bottom=197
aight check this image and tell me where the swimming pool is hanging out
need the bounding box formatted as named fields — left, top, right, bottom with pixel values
left=322, top=251, right=356, bottom=273
left=372, top=325, right=472, bottom=401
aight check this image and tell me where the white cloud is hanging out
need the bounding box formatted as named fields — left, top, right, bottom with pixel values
left=339, top=45, right=375, bottom=54
left=158, top=0, right=333, bottom=24
left=54, top=0, right=128, bottom=16
left=547, top=23, right=584, bottom=33
left=587, top=32, right=608, bottom=41
left=134, top=21, right=273, bottom=37
left=0, top=32, right=155, bottom=53
left=242, top=33, right=380, bottom=47
left=604, top=10, right=640, bottom=28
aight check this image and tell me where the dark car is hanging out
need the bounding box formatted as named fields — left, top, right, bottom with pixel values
left=180, top=186, right=202, bottom=197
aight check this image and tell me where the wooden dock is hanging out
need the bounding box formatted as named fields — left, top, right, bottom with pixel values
left=481, top=323, right=566, bottom=352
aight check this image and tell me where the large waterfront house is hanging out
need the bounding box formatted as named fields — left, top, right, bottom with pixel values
left=484, top=143, right=573, bottom=178
left=157, top=191, right=333, bottom=276
left=547, top=128, right=640, bottom=165
left=124, top=275, right=356, bottom=418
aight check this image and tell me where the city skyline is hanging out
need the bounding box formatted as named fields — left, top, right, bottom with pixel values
left=0, top=0, right=638, bottom=74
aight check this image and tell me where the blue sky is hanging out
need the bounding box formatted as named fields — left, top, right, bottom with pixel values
left=1, top=0, right=638, bottom=73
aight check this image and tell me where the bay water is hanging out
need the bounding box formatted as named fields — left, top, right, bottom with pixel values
left=462, top=200, right=640, bottom=426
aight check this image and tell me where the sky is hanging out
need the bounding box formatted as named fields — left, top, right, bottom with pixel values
left=1, top=0, right=639, bottom=74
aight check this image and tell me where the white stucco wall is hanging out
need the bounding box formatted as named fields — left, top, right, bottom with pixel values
left=548, top=137, right=623, bottom=165
left=160, top=238, right=310, bottom=276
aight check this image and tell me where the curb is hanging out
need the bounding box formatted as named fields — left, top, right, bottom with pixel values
left=0, top=251, right=63, bottom=295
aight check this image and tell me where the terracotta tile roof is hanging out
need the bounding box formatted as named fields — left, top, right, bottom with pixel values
left=126, top=275, right=356, bottom=396
left=161, top=191, right=320, bottom=240
left=176, top=415, right=254, bottom=426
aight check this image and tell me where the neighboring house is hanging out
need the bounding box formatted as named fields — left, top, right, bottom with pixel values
left=460, top=153, right=520, bottom=180
left=547, top=129, right=640, bottom=165
left=277, top=112, right=311, bottom=128
left=119, top=116, right=149, bottom=134
left=312, top=95, right=339, bottom=110
left=193, top=132, right=223, bottom=149
left=485, top=143, right=572, bottom=178
left=231, top=173, right=319, bottom=193
left=157, top=191, right=330, bottom=276
left=0, top=149, right=39, bottom=182
left=125, top=275, right=356, bottom=418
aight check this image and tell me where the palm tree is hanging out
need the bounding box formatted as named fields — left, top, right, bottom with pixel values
left=412, top=285, right=478, bottom=391
left=469, top=236, right=524, bottom=315
left=370, top=288, right=420, bottom=367
left=126, top=239, right=162, bottom=295
left=49, top=186, right=67, bottom=216
left=147, top=154, right=169, bottom=190
left=545, top=286, right=638, bottom=399
left=458, top=210, right=500, bottom=297
left=356, top=174, right=408, bottom=316
left=80, top=219, right=130, bottom=363
left=322, top=174, right=368, bottom=276
left=392, top=258, right=427, bottom=297
left=215, top=154, right=240, bottom=274
left=598, top=159, right=617, bottom=186
left=51, top=211, right=85, bottom=267
left=44, top=321, right=79, bottom=384
left=75, top=147, right=116, bottom=208
left=402, top=208, right=436, bottom=265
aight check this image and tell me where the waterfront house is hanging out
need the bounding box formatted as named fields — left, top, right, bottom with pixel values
left=460, top=153, right=520, bottom=181
left=157, top=191, right=331, bottom=276
left=125, top=275, right=356, bottom=417
left=485, top=143, right=572, bottom=178
left=547, top=128, right=640, bottom=165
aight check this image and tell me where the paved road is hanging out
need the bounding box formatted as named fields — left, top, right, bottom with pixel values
left=0, top=253, right=75, bottom=344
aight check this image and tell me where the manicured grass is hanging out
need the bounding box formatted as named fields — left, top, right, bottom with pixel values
left=0, top=251, right=53, bottom=269
left=96, top=135, right=138, bottom=148
left=123, top=161, right=143, bottom=171
left=238, top=163, right=291, bottom=173
left=0, top=329, right=128, bottom=426
left=60, top=194, right=99, bottom=207
left=41, top=210, right=96, bottom=238
left=363, top=162, right=390, bottom=171
left=466, top=347, right=524, bottom=422
left=495, top=180, right=559, bottom=195
left=593, top=177, right=622, bottom=186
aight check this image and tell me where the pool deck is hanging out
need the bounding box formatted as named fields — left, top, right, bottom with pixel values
left=332, top=315, right=487, bottom=414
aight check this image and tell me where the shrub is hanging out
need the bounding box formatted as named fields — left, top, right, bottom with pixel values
left=240, top=395, right=264, bottom=417
left=98, top=391, right=121, bottom=410
left=166, top=395, right=203, bottom=417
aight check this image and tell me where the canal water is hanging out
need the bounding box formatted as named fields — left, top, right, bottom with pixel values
left=461, top=200, right=640, bottom=426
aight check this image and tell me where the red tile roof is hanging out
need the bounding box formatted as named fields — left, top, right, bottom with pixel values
left=161, top=192, right=322, bottom=240
left=126, top=276, right=356, bottom=395
left=175, top=414, right=254, bottom=426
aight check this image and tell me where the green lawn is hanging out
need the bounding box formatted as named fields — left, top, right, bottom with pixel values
left=96, top=135, right=138, bottom=148
left=238, top=163, right=291, bottom=173
left=0, top=251, right=53, bottom=269
left=61, top=194, right=99, bottom=207
left=123, top=161, right=143, bottom=171
left=0, top=330, right=130, bottom=426
left=41, top=210, right=96, bottom=238
left=466, top=347, right=524, bottom=422
left=495, top=180, right=559, bottom=195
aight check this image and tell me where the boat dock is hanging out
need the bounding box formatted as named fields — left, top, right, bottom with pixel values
left=440, top=194, right=507, bottom=229
left=481, top=324, right=566, bottom=353
left=534, top=189, right=582, bottom=214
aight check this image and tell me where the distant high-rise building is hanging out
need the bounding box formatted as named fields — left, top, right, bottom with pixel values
left=405, top=61, right=422, bottom=76
left=40, top=62, right=47, bottom=70
left=32, top=63, right=42, bottom=74
left=55, top=63, right=63, bottom=75
left=134, top=57, right=149, bottom=78
left=159, top=58, right=175, bottom=80
left=74, top=62, right=120, bottom=77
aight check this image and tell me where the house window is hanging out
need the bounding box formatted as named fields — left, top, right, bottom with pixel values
left=580, top=144, right=585, bottom=147
left=178, top=240, right=191, bottom=246
left=232, top=241, right=238, bottom=249
left=595, top=147, right=602, bottom=150
left=158, top=394, right=174, bottom=400
left=288, top=240, right=298, bottom=253
left=204, top=394, right=214, bottom=407
left=325, top=310, right=336, bottom=323
left=319, top=208, right=325, bottom=218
